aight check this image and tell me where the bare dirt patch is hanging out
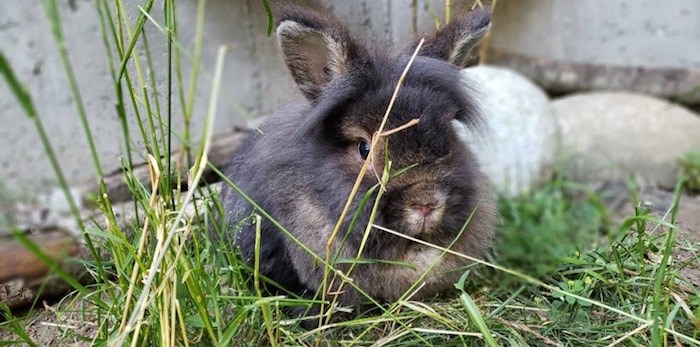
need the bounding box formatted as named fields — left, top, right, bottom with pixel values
left=0, top=297, right=98, bottom=346
left=598, top=181, right=700, bottom=288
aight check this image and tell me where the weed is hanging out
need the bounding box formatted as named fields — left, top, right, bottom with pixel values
left=679, top=150, right=700, bottom=193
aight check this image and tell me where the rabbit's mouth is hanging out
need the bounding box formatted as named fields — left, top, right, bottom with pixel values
left=402, top=191, right=448, bottom=237
left=404, top=207, right=444, bottom=236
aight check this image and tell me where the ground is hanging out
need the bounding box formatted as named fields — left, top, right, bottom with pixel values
left=1, top=183, right=698, bottom=346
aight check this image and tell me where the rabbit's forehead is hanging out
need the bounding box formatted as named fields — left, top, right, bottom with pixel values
left=375, top=61, right=463, bottom=114
left=333, top=57, right=471, bottom=155
left=344, top=86, right=459, bottom=131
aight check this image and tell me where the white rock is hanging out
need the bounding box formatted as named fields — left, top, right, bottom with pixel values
left=458, top=66, right=560, bottom=197
left=552, top=92, right=700, bottom=188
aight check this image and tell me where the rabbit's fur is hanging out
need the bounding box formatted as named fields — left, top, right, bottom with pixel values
left=219, top=4, right=497, bottom=319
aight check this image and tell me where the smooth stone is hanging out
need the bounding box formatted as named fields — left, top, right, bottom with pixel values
left=458, top=66, right=560, bottom=197
left=552, top=92, right=700, bottom=188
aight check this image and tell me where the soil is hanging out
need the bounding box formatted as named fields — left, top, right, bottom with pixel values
left=0, top=298, right=97, bottom=346
left=594, top=181, right=700, bottom=288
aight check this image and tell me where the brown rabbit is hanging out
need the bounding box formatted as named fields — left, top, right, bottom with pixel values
left=218, top=3, right=497, bottom=324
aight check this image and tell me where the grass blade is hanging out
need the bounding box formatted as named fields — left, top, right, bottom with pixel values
left=0, top=53, right=37, bottom=117
left=460, top=292, right=498, bottom=347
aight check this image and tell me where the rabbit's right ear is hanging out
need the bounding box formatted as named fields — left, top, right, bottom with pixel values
left=416, top=7, right=492, bottom=67
left=276, top=7, right=367, bottom=101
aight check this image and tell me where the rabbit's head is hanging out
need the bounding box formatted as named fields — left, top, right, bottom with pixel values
left=272, top=5, right=493, bottom=249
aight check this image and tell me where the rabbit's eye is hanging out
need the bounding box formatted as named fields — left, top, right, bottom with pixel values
left=358, top=140, right=370, bottom=160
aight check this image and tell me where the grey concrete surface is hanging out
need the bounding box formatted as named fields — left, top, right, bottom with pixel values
left=491, top=0, right=700, bottom=69
left=1, top=0, right=291, bottom=195
left=486, top=1, right=700, bottom=103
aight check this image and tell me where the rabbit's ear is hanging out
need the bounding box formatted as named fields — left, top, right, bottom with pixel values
left=416, top=7, right=491, bottom=67
left=276, top=8, right=366, bottom=101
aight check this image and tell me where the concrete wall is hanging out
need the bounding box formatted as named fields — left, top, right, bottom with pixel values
left=485, top=0, right=700, bottom=104
left=0, top=0, right=468, bottom=196
left=491, top=0, right=700, bottom=69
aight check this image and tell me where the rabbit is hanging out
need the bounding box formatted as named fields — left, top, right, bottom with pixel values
left=217, top=3, right=497, bottom=323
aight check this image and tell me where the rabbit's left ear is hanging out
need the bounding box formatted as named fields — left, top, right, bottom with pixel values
left=416, top=7, right=491, bottom=67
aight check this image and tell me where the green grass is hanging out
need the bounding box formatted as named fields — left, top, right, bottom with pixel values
left=492, top=180, right=606, bottom=280
left=680, top=150, right=700, bottom=193
left=1, top=1, right=700, bottom=346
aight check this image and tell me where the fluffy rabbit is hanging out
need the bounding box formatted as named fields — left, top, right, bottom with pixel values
left=218, top=4, right=497, bottom=320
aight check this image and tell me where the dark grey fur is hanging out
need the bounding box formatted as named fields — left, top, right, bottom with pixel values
left=218, top=4, right=497, bottom=323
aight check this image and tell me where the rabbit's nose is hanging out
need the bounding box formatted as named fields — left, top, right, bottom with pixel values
left=414, top=204, right=433, bottom=217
